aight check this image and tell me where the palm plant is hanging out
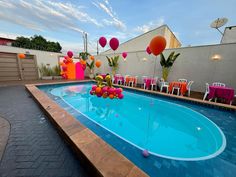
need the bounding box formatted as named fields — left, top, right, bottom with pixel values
left=160, top=51, right=180, bottom=81
left=106, top=55, right=119, bottom=75
left=39, top=63, right=53, bottom=77
left=51, top=65, right=61, bottom=76
left=79, top=52, right=90, bottom=60
left=86, top=60, right=95, bottom=78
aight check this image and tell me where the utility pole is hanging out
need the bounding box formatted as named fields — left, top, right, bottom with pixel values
left=97, top=40, right=99, bottom=55
left=82, top=32, right=88, bottom=53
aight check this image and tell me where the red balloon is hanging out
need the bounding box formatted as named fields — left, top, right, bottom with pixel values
left=122, top=52, right=127, bottom=59
left=67, top=51, right=73, bottom=58
left=99, top=37, right=107, bottom=48
left=109, top=38, right=119, bottom=51
left=149, top=36, right=166, bottom=56
left=146, top=46, right=152, bottom=55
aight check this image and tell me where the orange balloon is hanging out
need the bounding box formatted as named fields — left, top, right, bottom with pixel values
left=149, top=36, right=166, bottom=56
left=109, top=94, right=114, bottom=99
left=18, top=53, right=25, bottom=59
left=59, top=62, right=64, bottom=65
left=95, top=60, right=101, bottom=68
left=102, top=93, right=107, bottom=98
left=80, top=59, right=86, bottom=65
left=90, top=56, right=95, bottom=60
left=95, top=87, right=102, bottom=94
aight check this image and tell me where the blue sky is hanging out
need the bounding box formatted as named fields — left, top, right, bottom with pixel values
left=0, top=0, right=235, bottom=53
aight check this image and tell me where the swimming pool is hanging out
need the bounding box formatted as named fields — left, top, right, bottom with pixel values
left=47, top=83, right=225, bottom=161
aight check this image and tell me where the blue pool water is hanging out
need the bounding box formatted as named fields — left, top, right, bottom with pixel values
left=49, top=83, right=225, bottom=161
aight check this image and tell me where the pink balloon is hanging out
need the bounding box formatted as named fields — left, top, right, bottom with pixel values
left=92, top=85, right=97, bottom=91
left=146, top=46, right=151, bottom=55
left=62, top=66, right=67, bottom=71
left=109, top=38, right=119, bottom=51
left=122, top=52, right=127, bottom=59
left=118, top=94, right=124, bottom=99
left=99, top=37, right=107, bottom=48
left=67, top=51, right=73, bottom=58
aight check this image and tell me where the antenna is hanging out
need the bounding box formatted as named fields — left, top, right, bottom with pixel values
left=210, top=18, right=228, bottom=35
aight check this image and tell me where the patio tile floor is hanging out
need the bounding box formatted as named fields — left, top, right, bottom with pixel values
left=0, top=86, right=89, bottom=177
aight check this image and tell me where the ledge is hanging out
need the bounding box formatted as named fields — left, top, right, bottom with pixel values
left=25, top=83, right=148, bottom=177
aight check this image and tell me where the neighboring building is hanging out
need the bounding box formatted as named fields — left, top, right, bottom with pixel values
left=221, top=26, right=236, bottom=44
left=102, top=25, right=181, bottom=54
left=0, top=37, right=15, bottom=46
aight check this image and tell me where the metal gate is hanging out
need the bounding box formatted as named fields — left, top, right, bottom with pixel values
left=0, top=52, right=38, bottom=81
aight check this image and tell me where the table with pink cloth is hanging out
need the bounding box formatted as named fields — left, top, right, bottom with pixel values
left=144, top=78, right=155, bottom=89
left=208, top=86, right=235, bottom=104
left=114, top=75, right=124, bottom=84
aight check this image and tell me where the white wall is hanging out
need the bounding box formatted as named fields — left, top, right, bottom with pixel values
left=94, top=43, right=236, bottom=92
left=0, top=45, right=61, bottom=67
left=221, top=26, right=236, bottom=44
left=102, top=25, right=180, bottom=55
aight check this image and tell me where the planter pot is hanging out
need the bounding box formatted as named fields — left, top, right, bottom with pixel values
left=41, top=76, right=53, bottom=80
left=53, top=76, right=63, bottom=80
left=89, top=74, right=94, bottom=79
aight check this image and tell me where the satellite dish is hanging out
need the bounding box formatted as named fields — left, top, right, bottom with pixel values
left=210, top=18, right=228, bottom=35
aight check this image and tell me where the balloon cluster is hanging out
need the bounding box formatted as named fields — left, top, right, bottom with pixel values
left=90, top=85, right=124, bottom=99
left=59, top=51, right=74, bottom=79
left=99, top=36, right=128, bottom=61
left=90, top=74, right=124, bottom=99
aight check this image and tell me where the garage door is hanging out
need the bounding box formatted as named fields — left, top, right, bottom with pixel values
left=0, top=52, right=21, bottom=81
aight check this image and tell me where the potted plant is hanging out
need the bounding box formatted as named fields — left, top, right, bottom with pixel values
left=160, top=51, right=180, bottom=81
left=106, top=55, right=119, bottom=75
left=39, top=63, right=53, bottom=80
left=79, top=52, right=90, bottom=60
left=52, top=65, right=62, bottom=80
left=86, top=60, right=95, bottom=79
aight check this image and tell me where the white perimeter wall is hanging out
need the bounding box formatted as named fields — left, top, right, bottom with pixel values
left=94, top=43, right=236, bottom=92
left=0, top=45, right=61, bottom=67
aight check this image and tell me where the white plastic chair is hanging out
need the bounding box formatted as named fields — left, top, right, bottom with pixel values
left=230, top=95, right=236, bottom=105
left=212, top=82, right=226, bottom=87
left=203, top=83, right=210, bottom=100
left=150, top=77, right=158, bottom=91
left=187, top=81, right=194, bottom=97
left=178, top=79, right=188, bottom=83
left=158, top=78, right=169, bottom=93
left=172, top=86, right=180, bottom=95
left=142, top=76, right=147, bottom=89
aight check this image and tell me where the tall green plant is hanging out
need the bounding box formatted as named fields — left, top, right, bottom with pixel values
left=160, top=52, right=180, bottom=81
left=106, top=55, right=119, bottom=75
left=79, top=52, right=90, bottom=60
left=52, top=65, right=61, bottom=76
left=39, top=63, right=53, bottom=77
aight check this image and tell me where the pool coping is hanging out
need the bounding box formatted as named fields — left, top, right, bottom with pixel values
left=25, top=81, right=148, bottom=177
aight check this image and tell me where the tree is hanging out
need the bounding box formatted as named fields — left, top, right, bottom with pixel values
left=11, top=35, right=62, bottom=52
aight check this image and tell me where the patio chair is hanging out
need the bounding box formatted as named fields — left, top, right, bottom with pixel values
left=203, top=83, right=210, bottom=101
left=178, top=79, right=188, bottom=83
left=212, top=82, right=226, bottom=87
left=172, top=86, right=180, bottom=95
left=150, top=77, right=158, bottom=91
left=158, top=78, right=169, bottom=93
left=230, top=95, right=236, bottom=105
left=187, top=81, right=194, bottom=97
left=142, top=76, right=147, bottom=89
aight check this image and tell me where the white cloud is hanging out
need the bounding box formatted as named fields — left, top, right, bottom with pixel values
left=134, top=18, right=165, bottom=33
left=0, top=0, right=103, bottom=34
left=93, top=0, right=126, bottom=30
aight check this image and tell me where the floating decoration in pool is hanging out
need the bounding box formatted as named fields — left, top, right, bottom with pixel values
left=142, top=149, right=149, bottom=158
left=60, top=50, right=86, bottom=80
left=90, top=74, right=124, bottom=99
